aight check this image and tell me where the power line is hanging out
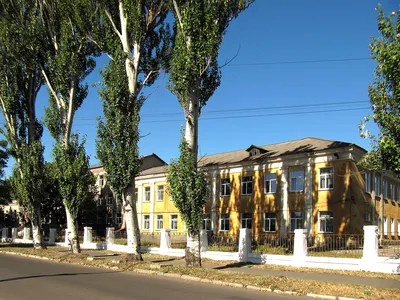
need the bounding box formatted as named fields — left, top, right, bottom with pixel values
left=225, top=57, right=372, bottom=67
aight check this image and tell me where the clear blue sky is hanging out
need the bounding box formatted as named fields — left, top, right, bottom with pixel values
left=2, top=0, right=399, bottom=175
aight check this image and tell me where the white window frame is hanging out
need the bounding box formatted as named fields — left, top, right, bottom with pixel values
left=264, top=213, right=277, bottom=232
left=202, top=214, right=211, bottom=231
left=319, top=167, right=334, bottom=190
left=241, top=213, right=252, bottom=229
left=290, top=212, right=303, bottom=232
left=383, top=217, right=388, bottom=235
left=398, top=219, right=400, bottom=237
left=264, top=173, right=277, bottom=194
left=156, top=185, right=164, bottom=202
left=365, top=172, right=371, bottom=193
left=241, top=176, right=253, bottom=195
left=389, top=183, right=394, bottom=201
left=219, top=214, right=230, bottom=232
left=397, top=186, right=400, bottom=204
left=99, top=175, right=104, bottom=187
left=383, top=180, right=388, bottom=199
left=170, top=214, right=178, bottom=230
left=144, top=186, right=151, bottom=202
left=318, top=211, right=334, bottom=233
left=156, top=215, right=163, bottom=230
left=220, top=178, right=231, bottom=196
left=290, top=169, right=304, bottom=192
left=143, top=215, right=150, bottom=230
left=391, top=218, right=395, bottom=236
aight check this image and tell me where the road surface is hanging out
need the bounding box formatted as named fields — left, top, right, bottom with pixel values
left=0, top=254, right=308, bottom=300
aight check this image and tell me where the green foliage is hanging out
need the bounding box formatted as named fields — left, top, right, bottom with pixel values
left=40, top=0, right=99, bottom=140
left=53, top=134, right=96, bottom=218
left=360, top=7, right=400, bottom=174
left=167, top=136, right=208, bottom=235
left=96, top=52, right=142, bottom=195
left=168, top=0, right=253, bottom=109
left=9, top=142, right=46, bottom=218
left=0, top=140, right=10, bottom=205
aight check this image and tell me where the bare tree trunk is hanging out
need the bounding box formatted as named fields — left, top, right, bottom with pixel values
left=123, top=184, right=142, bottom=260
left=31, top=209, right=46, bottom=249
left=186, top=231, right=201, bottom=267
left=65, top=206, right=80, bottom=254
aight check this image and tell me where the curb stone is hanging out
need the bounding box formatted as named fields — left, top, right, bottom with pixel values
left=307, top=294, right=337, bottom=300
left=0, top=250, right=362, bottom=300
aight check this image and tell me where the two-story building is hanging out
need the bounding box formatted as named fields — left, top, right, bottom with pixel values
left=91, top=137, right=400, bottom=239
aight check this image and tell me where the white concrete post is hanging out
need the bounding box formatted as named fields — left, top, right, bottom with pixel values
left=23, top=227, right=31, bottom=241
left=84, top=227, right=92, bottom=244
left=363, top=225, right=378, bottom=259
left=293, top=229, right=308, bottom=258
left=160, top=229, right=171, bottom=253
left=11, top=228, right=18, bottom=241
left=49, top=228, right=57, bottom=244
left=2, top=227, right=8, bottom=241
left=200, top=229, right=208, bottom=253
left=238, top=228, right=251, bottom=263
left=106, top=227, right=115, bottom=244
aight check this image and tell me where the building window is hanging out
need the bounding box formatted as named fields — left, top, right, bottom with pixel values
left=365, top=211, right=372, bottom=223
left=318, top=211, right=333, bottom=233
left=374, top=176, right=381, bottom=195
left=170, top=214, right=178, bottom=230
left=264, top=213, right=276, bottom=232
left=135, top=188, right=138, bottom=200
left=241, top=213, right=252, bottom=229
left=116, top=213, right=122, bottom=225
left=220, top=178, right=231, bottom=196
left=319, top=167, right=333, bottom=190
left=220, top=214, right=230, bottom=232
left=365, top=172, right=371, bottom=193
left=144, top=186, right=151, bottom=202
left=391, top=218, right=395, bottom=236
left=202, top=214, right=211, bottom=231
left=99, top=175, right=104, bottom=187
left=241, top=176, right=253, bottom=195
left=383, top=180, right=388, bottom=199
left=264, top=173, right=277, bottom=194
left=398, top=219, right=400, bottom=236
left=290, top=169, right=304, bottom=192
left=389, top=183, right=394, bottom=201
left=143, top=215, right=150, bottom=230
left=106, top=196, right=113, bottom=206
left=397, top=186, right=400, bottom=204
left=290, top=212, right=303, bottom=232
left=156, top=185, right=164, bottom=202
left=156, top=215, right=163, bottom=230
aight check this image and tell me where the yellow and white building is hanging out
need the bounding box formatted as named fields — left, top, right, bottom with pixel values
left=90, top=137, right=400, bottom=238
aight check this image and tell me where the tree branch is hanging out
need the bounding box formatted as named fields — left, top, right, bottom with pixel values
left=40, top=67, right=65, bottom=109
left=219, top=44, right=241, bottom=69
left=104, top=8, right=122, bottom=42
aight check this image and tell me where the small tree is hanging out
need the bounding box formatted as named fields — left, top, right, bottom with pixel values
left=38, top=0, right=99, bottom=253
left=167, top=136, right=207, bottom=266
left=95, top=0, right=170, bottom=259
left=0, top=140, right=10, bottom=205
left=359, top=7, right=400, bottom=174
left=167, top=0, right=252, bottom=266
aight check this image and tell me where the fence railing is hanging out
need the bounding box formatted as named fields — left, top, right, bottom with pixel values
left=379, top=239, right=400, bottom=257
left=306, top=234, right=364, bottom=258
left=208, top=234, right=238, bottom=252
left=252, top=233, right=294, bottom=255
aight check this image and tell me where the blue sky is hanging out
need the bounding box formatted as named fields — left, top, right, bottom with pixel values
left=2, top=0, right=399, bottom=175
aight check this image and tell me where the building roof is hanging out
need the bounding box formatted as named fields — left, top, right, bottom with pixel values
left=198, top=137, right=364, bottom=167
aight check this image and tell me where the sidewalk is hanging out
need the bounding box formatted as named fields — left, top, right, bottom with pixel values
left=151, top=258, right=400, bottom=289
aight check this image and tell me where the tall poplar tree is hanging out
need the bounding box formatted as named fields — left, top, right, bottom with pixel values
left=38, top=0, right=99, bottom=253
left=359, top=7, right=400, bottom=175
left=95, top=0, right=170, bottom=258
left=0, top=0, right=47, bottom=248
left=167, top=0, right=253, bottom=266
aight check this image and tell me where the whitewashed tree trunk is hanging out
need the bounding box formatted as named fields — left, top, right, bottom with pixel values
left=31, top=210, right=45, bottom=249
left=186, top=231, right=201, bottom=267
left=65, top=206, right=80, bottom=253
left=123, top=185, right=142, bottom=259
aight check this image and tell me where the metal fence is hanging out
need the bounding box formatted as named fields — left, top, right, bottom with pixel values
left=252, top=233, right=294, bottom=255
left=379, top=239, right=400, bottom=257
left=306, top=234, right=364, bottom=258
left=170, top=232, right=186, bottom=249
left=207, top=233, right=238, bottom=252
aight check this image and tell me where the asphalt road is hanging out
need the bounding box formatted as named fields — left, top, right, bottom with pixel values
left=0, top=254, right=308, bottom=300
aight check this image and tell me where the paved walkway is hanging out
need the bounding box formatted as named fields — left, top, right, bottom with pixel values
left=78, top=250, right=400, bottom=289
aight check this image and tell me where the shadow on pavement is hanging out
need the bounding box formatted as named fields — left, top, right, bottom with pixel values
left=213, top=262, right=256, bottom=270
left=0, top=271, right=121, bottom=283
